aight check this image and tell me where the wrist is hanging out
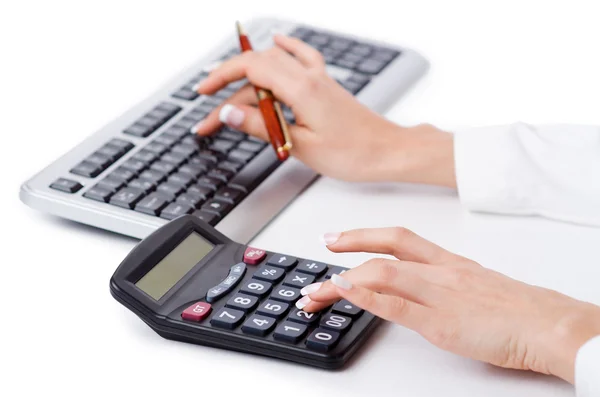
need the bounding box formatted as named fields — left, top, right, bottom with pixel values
left=375, top=123, right=457, bottom=187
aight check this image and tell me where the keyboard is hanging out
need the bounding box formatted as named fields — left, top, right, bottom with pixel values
left=20, top=18, right=429, bottom=243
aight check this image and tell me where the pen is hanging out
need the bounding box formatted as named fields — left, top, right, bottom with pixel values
left=236, top=21, right=292, bottom=161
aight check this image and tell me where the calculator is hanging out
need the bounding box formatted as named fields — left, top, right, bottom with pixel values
left=110, top=215, right=380, bottom=368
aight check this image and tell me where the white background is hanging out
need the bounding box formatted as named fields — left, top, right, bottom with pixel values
left=2, top=1, right=600, bottom=396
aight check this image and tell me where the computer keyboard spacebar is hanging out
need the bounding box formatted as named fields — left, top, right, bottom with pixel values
left=228, top=148, right=280, bottom=193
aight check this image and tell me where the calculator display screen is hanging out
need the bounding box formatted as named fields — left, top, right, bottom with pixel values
left=135, top=232, right=214, bottom=300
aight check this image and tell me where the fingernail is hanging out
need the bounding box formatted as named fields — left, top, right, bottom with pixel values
left=192, top=82, right=202, bottom=92
left=296, top=296, right=311, bottom=310
left=321, top=232, right=341, bottom=246
left=190, top=120, right=204, bottom=134
left=301, top=282, right=322, bottom=296
left=331, top=274, right=352, bottom=290
left=219, top=104, right=245, bottom=127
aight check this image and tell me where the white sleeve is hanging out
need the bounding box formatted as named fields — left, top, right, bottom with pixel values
left=576, top=335, right=600, bottom=397
left=453, top=123, right=600, bottom=226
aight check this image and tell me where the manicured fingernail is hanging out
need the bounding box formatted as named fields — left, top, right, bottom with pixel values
left=321, top=232, right=341, bottom=245
left=190, top=121, right=204, bottom=134
left=192, top=82, right=202, bottom=92
left=331, top=274, right=352, bottom=290
left=301, top=282, right=322, bottom=296
left=219, top=104, right=245, bottom=127
left=296, top=296, right=311, bottom=309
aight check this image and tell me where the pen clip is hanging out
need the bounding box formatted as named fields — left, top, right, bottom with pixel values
left=272, top=101, right=293, bottom=152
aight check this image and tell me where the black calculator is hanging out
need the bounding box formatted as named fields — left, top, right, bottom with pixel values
left=110, top=215, right=380, bottom=368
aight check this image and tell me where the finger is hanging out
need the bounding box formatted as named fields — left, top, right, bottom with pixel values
left=192, top=86, right=257, bottom=136
left=194, top=48, right=310, bottom=107
left=273, top=34, right=325, bottom=69
left=324, top=227, right=461, bottom=265
left=331, top=274, right=433, bottom=332
left=298, top=258, right=436, bottom=312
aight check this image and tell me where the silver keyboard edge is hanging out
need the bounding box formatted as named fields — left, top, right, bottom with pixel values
left=19, top=17, right=429, bottom=244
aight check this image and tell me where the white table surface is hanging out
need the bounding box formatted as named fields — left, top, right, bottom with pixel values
left=3, top=1, right=600, bottom=396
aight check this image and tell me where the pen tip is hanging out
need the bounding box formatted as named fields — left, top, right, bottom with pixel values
left=236, top=21, right=245, bottom=36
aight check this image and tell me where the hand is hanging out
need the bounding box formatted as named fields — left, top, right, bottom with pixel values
left=193, top=35, right=456, bottom=186
left=298, top=227, right=600, bottom=383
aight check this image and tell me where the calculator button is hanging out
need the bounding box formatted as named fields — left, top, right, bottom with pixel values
left=288, top=308, right=320, bottom=325
left=225, top=293, right=258, bottom=313
left=210, top=308, right=245, bottom=329
left=267, top=254, right=298, bottom=270
left=50, top=178, right=83, bottom=193
left=325, top=267, right=347, bottom=279
left=206, top=263, right=246, bottom=303
left=320, top=313, right=352, bottom=333
left=241, top=315, right=276, bottom=336
left=283, top=272, right=315, bottom=289
left=306, top=328, right=340, bottom=352
left=332, top=299, right=363, bottom=318
left=253, top=265, right=285, bottom=283
left=243, top=247, right=266, bottom=265
left=239, top=279, right=272, bottom=298
left=256, top=300, right=289, bottom=319
left=181, top=302, right=212, bottom=322
left=273, top=322, right=308, bottom=343
left=270, top=286, right=301, bottom=303
left=230, top=262, right=246, bottom=276
left=296, top=261, right=328, bottom=277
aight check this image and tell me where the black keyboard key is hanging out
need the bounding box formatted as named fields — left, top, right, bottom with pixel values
left=228, top=149, right=280, bottom=192
left=83, top=185, right=113, bottom=202
left=146, top=108, right=172, bottom=123
left=160, top=152, right=187, bottom=167
left=109, top=188, right=144, bottom=209
left=97, top=177, right=125, bottom=193
left=176, top=117, right=199, bottom=130
left=288, top=308, right=320, bottom=325
left=357, top=58, right=389, bottom=75
left=237, top=141, right=264, bottom=153
left=350, top=44, right=372, bottom=57
left=191, top=210, right=220, bottom=225
left=329, top=38, right=353, bottom=51
left=210, top=308, right=244, bottom=329
left=120, top=159, right=146, bottom=174
left=372, top=48, right=399, bottom=62
left=297, top=260, right=328, bottom=277
left=273, top=322, right=307, bottom=343
left=109, top=167, right=136, bottom=182
left=225, top=293, right=258, bottom=313
left=124, top=123, right=152, bottom=137
left=134, top=193, right=169, bottom=215
left=160, top=202, right=193, bottom=220
left=132, top=150, right=158, bottom=164
left=217, top=129, right=245, bottom=142
left=241, top=315, right=276, bottom=336
left=86, top=153, right=111, bottom=168
left=171, top=144, right=197, bottom=158
left=145, top=142, right=169, bottom=155
left=332, top=299, right=363, bottom=318
left=218, top=160, right=243, bottom=173
left=197, top=150, right=222, bottom=163
left=201, top=198, right=232, bottom=216
left=207, top=168, right=233, bottom=182
left=188, top=156, right=214, bottom=169
left=176, top=193, right=204, bottom=208
left=157, top=102, right=182, bottom=114
left=320, top=313, right=352, bottom=333
left=70, top=161, right=102, bottom=178
left=339, top=52, right=363, bottom=64
left=267, top=254, right=298, bottom=271
left=227, top=149, right=254, bottom=164
left=290, top=27, right=313, bottom=40
left=108, top=138, right=134, bottom=153
left=256, top=300, right=289, bottom=320
left=196, top=176, right=223, bottom=191
left=209, top=139, right=235, bottom=153
left=153, top=134, right=179, bottom=147
left=163, top=125, right=189, bottom=139
left=172, top=88, right=199, bottom=101
left=306, top=328, right=340, bottom=352
left=214, top=186, right=244, bottom=204
left=334, top=58, right=359, bottom=70
left=239, top=279, right=272, bottom=298
left=138, top=169, right=167, bottom=184
left=253, top=265, right=285, bottom=283
left=187, top=185, right=213, bottom=200
left=150, top=161, right=177, bottom=175
left=271, top=286, right=301, bottom=304
left=168, top=172, right=194, bottom=187
left=49, top=178, right=83, bottom=193
left=96, top=145, right=122, bottom=162
left=128, top=178, right=156, bottom=194
left=283, top=272, right=315, bottom=289
left=157, top=182, right=185, bottom=197
left=178, top=164, right=206, bottom=179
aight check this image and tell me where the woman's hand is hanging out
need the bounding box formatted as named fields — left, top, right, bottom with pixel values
left=298, top=227, right=600, bottom=383
left=193, top=35, right=455, bottom=186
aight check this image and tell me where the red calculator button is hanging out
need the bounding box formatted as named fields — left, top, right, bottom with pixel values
left=181, top=302, right=212, bottom=322
left=243, top=247, right=266, bottom=265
